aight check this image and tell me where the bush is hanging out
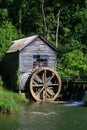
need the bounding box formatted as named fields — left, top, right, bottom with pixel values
left=0, top=90, right=28, bottom=115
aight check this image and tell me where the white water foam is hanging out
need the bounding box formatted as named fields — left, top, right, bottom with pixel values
left=30, top=111, right=56, bottom=116
left=63, top=101, right=84, bottom=106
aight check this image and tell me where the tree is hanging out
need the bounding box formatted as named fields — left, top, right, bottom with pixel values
left=0, top=21, right=18, bottom=60
left=41, top=0, right=48, bottom=38
left=57, top=50, right=87, bottom=76
left=0, top=0, right=87, bottom=77
left=56, top=10, right=60, bottom=48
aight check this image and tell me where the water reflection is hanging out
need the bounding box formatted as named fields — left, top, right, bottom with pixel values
left=0, top=102, right=87, bottom=130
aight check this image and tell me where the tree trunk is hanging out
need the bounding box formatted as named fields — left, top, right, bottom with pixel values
left=56, top=10, right=60, bottom=48
left=41, top=0, right=48, bottom=38
left=19, top=8, right=22, bottom=36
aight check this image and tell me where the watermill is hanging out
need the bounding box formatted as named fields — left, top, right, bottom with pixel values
left=30, top=67, right=61, bottom=101
left=3, top=34, right=62, bottom=102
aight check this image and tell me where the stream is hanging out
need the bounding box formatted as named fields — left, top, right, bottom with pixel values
left=0, top=101, right=87, bottom=130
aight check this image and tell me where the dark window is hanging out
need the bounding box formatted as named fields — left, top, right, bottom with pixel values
left=33, top=55, right=48, bottom=69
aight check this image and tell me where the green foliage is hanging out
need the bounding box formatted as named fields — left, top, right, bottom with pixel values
left=0, top=9, right=8, bottom=21
left=14, top=69, right=20, bottom=90
left=16, top=69, right=20, bottom=88
left=0, top=0, right=87, bottom=78
left=0, top=90, right=28, bottom=115
left=0, top=21, right=19, bottom=61
left=57, top=50, right=87, bottom=76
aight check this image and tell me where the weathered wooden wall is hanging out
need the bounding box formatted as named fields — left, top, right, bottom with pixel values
left=19, top=38, right=57, bottom=90
left=1, top=37, right=57, bottom=91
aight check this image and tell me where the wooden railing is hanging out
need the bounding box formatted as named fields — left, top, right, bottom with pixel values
left=61, top=76, right=87, bottom=84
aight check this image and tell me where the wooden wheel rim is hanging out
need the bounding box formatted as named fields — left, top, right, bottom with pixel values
left=30, top=67, right=61, bottom=102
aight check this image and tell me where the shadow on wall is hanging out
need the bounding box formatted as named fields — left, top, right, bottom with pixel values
left=21, top=76, right=34, bottom=100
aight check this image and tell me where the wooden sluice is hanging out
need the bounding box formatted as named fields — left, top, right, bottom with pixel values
left=61, top=76, right=87, bottom=101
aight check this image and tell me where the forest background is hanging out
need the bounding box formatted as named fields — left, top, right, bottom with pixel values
left=0, top=0, right=87, bottom=85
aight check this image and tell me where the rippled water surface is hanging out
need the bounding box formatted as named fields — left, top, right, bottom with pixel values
left=0, top=102, right=87, bottom=130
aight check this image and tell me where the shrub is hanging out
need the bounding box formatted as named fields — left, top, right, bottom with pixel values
left=0, top=90, right=28, bottom=115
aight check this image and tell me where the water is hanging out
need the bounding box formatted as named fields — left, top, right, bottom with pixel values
left=0, top=102, right=87, bottom=130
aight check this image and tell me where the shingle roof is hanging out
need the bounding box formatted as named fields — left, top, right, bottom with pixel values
left=7, top=34, right=57, bottom=53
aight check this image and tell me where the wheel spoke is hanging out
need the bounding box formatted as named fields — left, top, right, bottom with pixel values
left=36, top=86, right=44, bottom=97
left=45, top=92, right=50, bottom=98
left=35, top=88, right=42, bottom=96
left=34, top=74, right=43, bottom=83
left=32, top=84, right=43, bottom=87
left=44, top=69, right=46, bottom=82
left=47, top=84, right=59, bottom=87
left=46, top=87, right=55, bottom=96
left=42, top=70, right=46, bottom=83
left=46, top=73, right=55, bottom=84
left=43, top=90, right=46, bottom=101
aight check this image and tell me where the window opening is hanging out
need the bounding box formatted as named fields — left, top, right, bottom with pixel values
left=33, top=55, right=48, bottom=69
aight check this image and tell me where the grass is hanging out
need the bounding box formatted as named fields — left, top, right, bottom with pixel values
left=0, top=89, right=29, bottom=115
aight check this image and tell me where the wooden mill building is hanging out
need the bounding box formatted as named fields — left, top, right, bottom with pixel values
left=2, top=34, right=58, bottom=93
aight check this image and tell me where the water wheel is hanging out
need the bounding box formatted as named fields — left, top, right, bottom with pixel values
left=30, top=67, right=61, bottom=102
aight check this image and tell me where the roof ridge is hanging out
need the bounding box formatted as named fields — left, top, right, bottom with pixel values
left=13, top=34, right=38, bottom=43
left=7, top=34, right=57, bottom=53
